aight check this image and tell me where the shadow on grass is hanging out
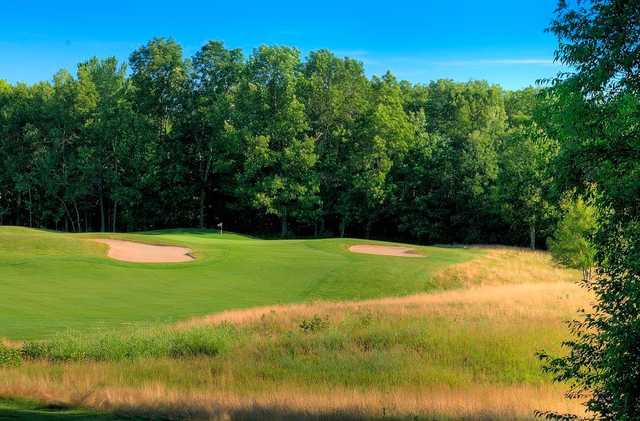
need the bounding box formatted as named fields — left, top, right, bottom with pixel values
left=0, top=401, right=121, bottom=420
left=0, top=399, right=530, bottom=421
left=115, top=403, right=527, bottom=421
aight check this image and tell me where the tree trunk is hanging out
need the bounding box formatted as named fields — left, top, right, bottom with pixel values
left=281, top=208, right=288, bottom=237
left=199, top=187, right=206, bottom=229
left=74, top=202, right=81, bottom=233
left=529, top=223, right=536, bottom=250
left=365, top=219, right=373, bottom=239
left=15, top=192, right=21, bottom=226
left=112, top=201, right=117, bottom=232
left=99, top=190, right=105, bottom=232
left=339, top=217, right=347, bottom=238
left=28, top=188, right=33, bottom=227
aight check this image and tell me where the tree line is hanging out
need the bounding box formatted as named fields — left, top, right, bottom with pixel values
left=0, top=39, right=559, bottom=246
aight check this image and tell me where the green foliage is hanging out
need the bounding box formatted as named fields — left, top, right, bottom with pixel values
left=0, top=344, right=22, bottom=367
left=299, top=315, right=329, bottom=333
left=235, top=46, right=319, bottom=236
left=0, top=38, right=557, bottom=244
left=538, top=1, right=640, bottom=419
left=495, top=106, right=558, bottom=249
left=548, top=195, right=596, bottom=281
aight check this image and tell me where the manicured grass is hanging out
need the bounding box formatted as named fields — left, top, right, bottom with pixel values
left=0, top=227, right=481, bottom=339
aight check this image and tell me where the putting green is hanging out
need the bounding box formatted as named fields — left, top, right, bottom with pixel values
left=0, top=227, right=482, bottom=339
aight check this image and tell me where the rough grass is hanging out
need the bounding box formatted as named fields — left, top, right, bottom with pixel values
left=0, top=227, right=482, bottom=339
left=19, top=325, right=233, bottom=362
left=432, top=246, right=580, bottom=288
left=0, top=282, right=590, bottom=419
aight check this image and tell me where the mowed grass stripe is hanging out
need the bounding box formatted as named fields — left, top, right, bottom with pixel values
left=0, top=227, right=481, bottom=339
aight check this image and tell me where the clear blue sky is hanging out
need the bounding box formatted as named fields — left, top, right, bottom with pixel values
left=1, top=0, right=565, bottom=89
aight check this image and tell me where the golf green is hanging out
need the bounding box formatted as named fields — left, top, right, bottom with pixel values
left=0, top=227, right=482, bottom=339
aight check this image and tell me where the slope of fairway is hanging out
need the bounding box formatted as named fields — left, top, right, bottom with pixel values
left=0, top=227, right=482, bottom=339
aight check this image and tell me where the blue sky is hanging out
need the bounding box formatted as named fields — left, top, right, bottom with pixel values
left=1, top=1, right=565, bottom=89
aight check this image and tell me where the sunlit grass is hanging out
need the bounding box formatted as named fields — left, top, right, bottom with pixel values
left=0, top=282, right=590, bottom=419
left=0, top=227, right=482, bottom=339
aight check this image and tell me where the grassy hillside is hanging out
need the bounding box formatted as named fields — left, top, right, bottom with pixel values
left=0, top=227, right=588, bottom=419
left=0, top=281, right=588, bottom=420
left=0, top=227, right=481, bottom=339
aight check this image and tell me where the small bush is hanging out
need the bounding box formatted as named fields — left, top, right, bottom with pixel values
left=299, top=315, right=328, bottom=333
left=20, top=341, right=48, bottom=360
left=0, top=344, right=22, bottom=367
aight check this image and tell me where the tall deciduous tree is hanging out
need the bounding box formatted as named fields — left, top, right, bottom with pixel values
left=75, top=57, right=129, bottom=231
left=299, top=50, right=370, bottom=235
left=495, top=123, right=557, bottom=249
left=129, top=38, right=188, bottom=229
left=187, top=41, right=244, bottom=228
left=539, top=1, right=640, bottom=419
left=236, top=46, right=319, bottom=237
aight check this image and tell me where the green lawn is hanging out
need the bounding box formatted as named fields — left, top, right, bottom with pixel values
left=0, top=227, right=481, bottom=339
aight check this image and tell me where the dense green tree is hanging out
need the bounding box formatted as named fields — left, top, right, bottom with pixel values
left=128, top=37, right=188, bottom=229
left=389, top=111, right=451, bottom=242
left=495, top=123, right=557, bottom=249
left=299, top=50, right=369, bottom=235
left=74, top=57, right=130, bottom=231
left=416, top=80, right=506, bottom=242
left=187, top=41, right=244, bottom=228
left=236, top=46, right=319, bottom=236
left=0, top=38, right=562, bottom=246
left=538, top=1, right=640, bottom=419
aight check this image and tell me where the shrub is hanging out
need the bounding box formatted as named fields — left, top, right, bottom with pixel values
left=299, top=315, right=328, bottom=333
left=0, top=344, right=22, bottom=367
left=548, top=194, right=597, bottom=281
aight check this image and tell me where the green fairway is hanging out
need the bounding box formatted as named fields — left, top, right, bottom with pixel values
left=0, top=227, right=481, bottom=339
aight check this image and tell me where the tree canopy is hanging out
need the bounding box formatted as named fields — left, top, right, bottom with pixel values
left=1, top=38, right=558, bottom=245
left=538, top=1, right=640, bottom=419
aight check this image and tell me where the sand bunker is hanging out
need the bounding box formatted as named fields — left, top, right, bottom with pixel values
left=93, top=239, right=194, bottom=263
left=349, top=244, right=423, bottom=257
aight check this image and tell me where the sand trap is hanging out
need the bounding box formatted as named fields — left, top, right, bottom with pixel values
left=349, top=244, right=423, bottom=257
left=93, top=239, right=194, bottom=263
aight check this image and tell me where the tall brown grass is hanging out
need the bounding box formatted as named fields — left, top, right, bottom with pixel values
left=432, top=246, right=580, bottom=288
left=0, top=374, right=584, bottom=420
